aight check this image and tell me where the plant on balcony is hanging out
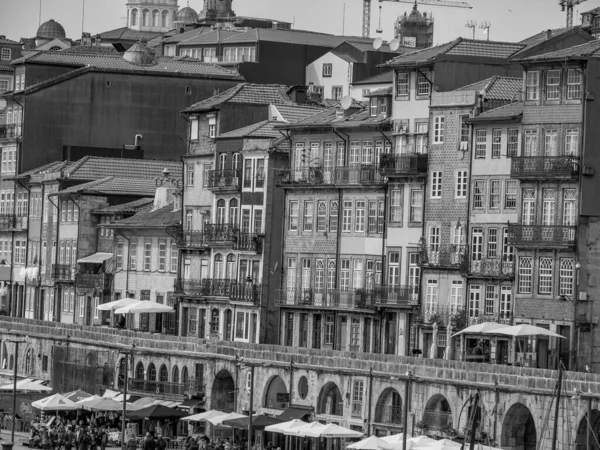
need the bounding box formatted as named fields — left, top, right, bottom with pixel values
left=449, top=311, right=467, bottom=331
left=354, top=288, right=368, bottom=307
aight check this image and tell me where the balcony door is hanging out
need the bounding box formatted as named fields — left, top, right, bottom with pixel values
left=408, top=253, right=420, bottom=303
left=471, top=228, right=483, bottom=273
left=286, top=258, right=296, bottom=304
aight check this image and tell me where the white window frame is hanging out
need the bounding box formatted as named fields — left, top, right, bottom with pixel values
left=430, top=171, right=442, bottom=199
left=455, top=170, right=467, bottom=199
left=433, top=117, right=445, bottom=143
left=526, top=71, right=540, bottom=101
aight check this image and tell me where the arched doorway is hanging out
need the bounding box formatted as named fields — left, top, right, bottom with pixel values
left=182, top=366, right=189, bottom=387
left=501, top=403, right=536, bottom=450
left=375, top=388, right=402, bottom=425
left=25, top=348, right=33, bottom=375
left=263, top=376, right=288, bottom=409
left=159, top=364, right=168, bottom=393
left=575, top=409, right=600, bottom=449
left=423, top=394, right=452, bottom=432
left=317, top=382, right=343, bottom=416
left=147, top=363, right=157, bottom=392
left=211, top=369, right=234, bottom=412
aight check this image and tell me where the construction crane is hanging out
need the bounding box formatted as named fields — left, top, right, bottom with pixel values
left=559, top=0, right=588, bottom=28
left=362, top=0, right=473, bottom=38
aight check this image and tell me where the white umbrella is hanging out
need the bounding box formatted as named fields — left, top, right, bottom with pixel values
left=206, top=412, right=246, bottom=426
left=115, top=301, right=174, bottom=314
left=411, top=438, right=461, bottom=450
left=493, top=324, right=565, bottom=339
left=264, top=419, right=307, bottom=434
left=32, top=393, right=77, bottom=411
left=347, top=435, right=388, bottom=449
left=97, top=298, right=140, bottom=311
left=89, top=398, right=136, bottom=412
left=0, top=378, right=52, bottom=392
left=75, top=395, right=103, bottom=410
left=381, top=434, right=407, bottom=444
left=182, top=410, right=227, bottom=422
left=305, top=423, right=363, bottom=438
left=451, top=322, right=509, bottom=337
left=102, top=389, right=119, bottom=398
left=286, top=422, right=325, bottom=437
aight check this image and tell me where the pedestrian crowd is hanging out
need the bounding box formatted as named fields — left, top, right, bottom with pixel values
left=28, top=415, right=113, bottom=450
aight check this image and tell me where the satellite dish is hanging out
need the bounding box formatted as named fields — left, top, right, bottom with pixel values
left=389, top=38, right=400, bottom=52
left=340, top=96, right=353, bottom=110
left=373, top=37, right=383, bottom=50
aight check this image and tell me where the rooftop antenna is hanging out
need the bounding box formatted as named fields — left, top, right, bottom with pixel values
left=39, top=0, right=42, bottom=27
left=81, top=0, right=86, bottom=36
left=342, top=3, right=346, bottom=35
left=479, top=21, right=491, bottom=40
left=465, top=20, right=477, bottom=39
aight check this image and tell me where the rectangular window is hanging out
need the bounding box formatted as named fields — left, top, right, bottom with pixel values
left=518, top=257, right=532, bottom=294
left=526, top=71, right=540, bottom=100
left=487, top=228, right=498, bottom=258
left=208, top=117, right=216, bottom=138
left=433, top=117, right=444, bottom=143
left=469, top=285, right=481, bottom=318
left=329, top=200, right=338, bottom=232
left=144, top=241, right=152, bottom=271
left=485, top=285, right=496, bottom=315
left=0, top=49, right=11, bottom=61
left=450, top=280, right=462, bottom=312
left=355, top=200, right=365, bottom=232
left=353, top=259, right=364, bottom=289
left=116, top=240, right=124, bottom=270
left=425, top=279, right=438, bottom=310
left=567, top=69, right=582, bottom=99
left=303, top=201, right=313, bottom=231
left=559, top=258, right=574, bottom=296
left=417, top=72, right=430, bottom=95
left=522, top=189, right=536, bottom=225
left=430, top=171, right=442, bottom=198
left=170, top=242, right=178, bottom=273
left=396, top=72, right=409, bottom=96
left=507, top=129, right=519, bottom=157
left=545, top=129, right=558, bottom=156
left=368, top=201, right=377, bottom=234
left=410, top=189, right=422, bottom=223
left=186, top=164, right=194, bottom=186
left=203, top=164, right=212, bottom=186
left=322, top=63, right=332, bottom=77
left=332, top=86, right=343, bottom=100
left=388, top=252, right=399, bottom=286
left=539, top=257, right=553, bottom=294
left=325, top=315, right=334, bottom=345
left=317, top=201, right=327, bottom=232
left=253, top=209, right=263, bottom=233
left=455, top=170, right=467, bottom=198
left=475, top=129, right=487, bottom=158
left=340, top=259, right=350, bottom=291
left=342, top=200, right=353, bottom=232
left=473, top=180, right=484, bottom=209
left=492, top=129, right=502, bottom=159
left=158, top=240, right=167, bottom=272
left=546, top=69, right=561, bottom=100
left=542, top=188, right=556, bottom=226
left=129, top=240, right=137, bottom=270
left=504, top=180, right=517, bottom=209
left=190, top=118, right=199, bottom=140
left=289, top=201, right=299, bottom=231
left=500, top=286, right=512, bottom=319
left=390, top=189, right=402, bottom=222
left=565, top=129, right=579, bottom=156
left=489, top=180, right=500, bottom=209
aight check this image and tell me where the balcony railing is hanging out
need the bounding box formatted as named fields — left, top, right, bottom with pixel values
left=419, top=244, right=466, bottom=268
left=175, top=227, right=262, bottom=253
left=0, top=124, right=19, bottom=141
left=422, top=410, right=453, bottom=431
left=379, top=153, right=428, bottom=177
left=0, top=214, right=28, bottom=231
left=177, top=230, right=208, bottom=249
left=414, top=306, right=469, bottom=331
left=460, top=255, right=514, bottom=279
left=510, top=156, right=579, bottom=179
left=52, top=264, right=75, bottom=282
left=235, top=233, right=263, bottom=252
left=75, top=272, right=112, bottom=292
left=468, top=313, right=511, bottom=326
left=204, top=224, right=239, bottom=245
left=129, top=378, right=186, bottom=397
left=373, top=285, right=419, bottom=307
left=374, top=405, right=402, bottom=425
left=507, top=225, right=576, bottom=248
left=275, top=288, right=377, bottom=310
left=184, top=377, right=205, bottom=396
left=275, top=166, right=385, bottom=187
left=176, top=278, right=260, bottom=303
left=206, top=169, right=241, bottom=191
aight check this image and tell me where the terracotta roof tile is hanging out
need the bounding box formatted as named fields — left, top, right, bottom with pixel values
left=352, top=70, right=394, bottom=85
left=279, top=106, right=390, bottom=130
left=55, top=176, right=158, bottom=197
left=64, top=156, right=183, bottom=180
left=162, top=27, right=213, bottom=44
left=93, top=198, right=154, bottom=214
left=97, top=27, right=165, bottom=41
left=467, top=102, right=524, bottom=123
left=455, top=76, right=522, bottom=101
left=515, top=39, right=600, bottom=62
left=178, top=30, right=243, bottom=46
left=109, top=204, right=180, bottom=229
left=221, top=28, right=347, bottom=48
left=0, top=37, right=20, bottom=45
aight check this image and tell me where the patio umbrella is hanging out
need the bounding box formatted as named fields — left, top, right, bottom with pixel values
left=264, top=419, right=307, bottom=434
left=0, top=378, right=52, bottom=392
left=451, top=322, right=509, bottom=337
left=97, top=298, right=140, bottom=311
left=75, top=395, right=103, bottom=410
left=32, top=393, right=77, bottom=411
left=102, top=389, right=119, bottom=398
left=287, top=422, right=325, bottom=437
left=411, top=438, right=461, bottom=450
left=132, top=397, right=160, bottom=410
left=90, top=398, right=136, bottom=412
left=379, top=436, right=437, bottom=450
left=182, top=410, right=227, bottom=422
left=206, top=412, right=246, bottom=426
left=115, top=301, right=174, bottom=314
left=347, top=435, right=388, bottom=449
left=305, top=423, right=363, bottom=438
left=222, top=414, right=283, bottom=430
left=493, top=324, right=565, bottom=339
left=127, top=404, right=189, bottom=420
left=381, top=434, right=407, bottom=444
left=63, top=389, right=92, bottom=402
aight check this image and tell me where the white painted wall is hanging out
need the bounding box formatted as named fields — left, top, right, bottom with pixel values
left=306, top=53, right=350, bottom=100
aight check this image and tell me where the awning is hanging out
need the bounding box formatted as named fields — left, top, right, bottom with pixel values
left=222, top=414, right=283, bottom=430
left=178, top=398, right=205, bottom=411
left=77, top=252, right=113, bottom=264
left=277, top=407, right=312, bottom=421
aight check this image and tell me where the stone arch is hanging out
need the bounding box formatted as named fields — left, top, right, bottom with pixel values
left=374, top=387, right=402, bottom=425
left=147, top=363, right=156, bottom=380
left=263, top=375, right=288, bottom=409
left=211, top=369, right=234, bottom=412
left=135, top=361, right=144, bottom=380
left=182, top=366, right=189, bottom=385
left=501, top=402, right=536, bottom=450
left=317, top=381, right=343, bottom=416
left=152, top=10, right=160, bottom=27
left=161, top=10, right=169, bottom=28
left=423, top=394, right=452, bottom=432
left=575, top=409, right=600, bottom=449
left=142, top=9, right=150, bottom=27
left=131, top=8, right=138, bottom=26
left=159, top=364, right=168, bottom=382
left=172, top=365, right=179, bottom=384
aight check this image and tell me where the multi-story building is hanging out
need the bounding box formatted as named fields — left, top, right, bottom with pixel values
left=350, top=71, right=393, bottom=101
left=0, top=36, right=20, bottom=97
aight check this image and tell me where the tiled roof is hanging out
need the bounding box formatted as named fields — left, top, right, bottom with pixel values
left=278, top=106, right=390, bottom=130
left=217, top=120, right=279, bottom=139
left=352, top=70, right=394, bottom=85
left=93, top=198, right=154, bottom=214
left=162, top=27, right=213, bottom=44
left=518, top=27, right=571, bottom=46
left=178, top=30, right=243, bottom=46
left=456, top=76, right=522, bottom=100
left=60, top=46, right=119, bottom=55
left=108, top=204, right=180, bottom=229
left=515, top=39, right=600, bottom=62
left=0, top=37, right=20, bottom=45
left=511, top=27, right=593, bottom=57
left=54, top=176, right=159, bottom=197
left=274, top=104, right=326, bottom=122
left=467, top=102, right=524, bottom=123
left=364, top=86, right=393, bottom=97
left=97, top=27, right=166, bottom=41
left=220, top=28, right=346, bottom=48
left=385, top=38, right=525, bottom=67
left=64, top=156, right=183, bottom=181
left=183, top=83, right=295, bottom=113
left=11, top=51, right=242, bottom=79
left=345, top=40, right=393, bottom=53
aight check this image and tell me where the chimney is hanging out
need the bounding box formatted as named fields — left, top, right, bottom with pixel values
left=546, top=29, right=553, bottom=40
left=152, top=168, right=179, bottom=211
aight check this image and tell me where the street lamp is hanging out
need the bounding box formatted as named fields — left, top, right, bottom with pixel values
left=237, top=357, right=257, bottom=450
left=7, top=337, right=27, bottom=444
left=120, top=344, right=135, bottom=450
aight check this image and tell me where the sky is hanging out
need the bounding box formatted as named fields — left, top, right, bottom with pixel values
left=1, top=0, right=599, bottom=45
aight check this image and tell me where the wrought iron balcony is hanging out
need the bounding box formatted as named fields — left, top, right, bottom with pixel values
left=234, top=233, right=263, bottom=253
left=206, top=169, right=241, bottom=191
left=460, top=255, right=514, bottom=279
left=0, top=214, right=28, bottom=231
left=0, top=124, right=19, bottom=142
left=52, top=264, right=75, bottom=282
left=129, top=378, right=186, bottom=398
left=379, top=153, right=428, bottom=177
left=507, top=224, right=576, bottom=248
left=174, top=278, right=203, bottom=297
left=204, top=224, right=239, bottom=245
left=275, top=166, right=385, bottom=187
left=414, top=306, right=469, bottom=331
left=468, top=312, right=511, bottom=326
left=418, top=244, right=466, bottom=268
left=176, top=278, right=260, bottom=303
left=374, top=405, right=402, bottom=425
left=275, top=288, right=376, bottom=310
left=176, top=230, right=208, bottom=249
left=75, top=272, right=112, bottom=292
left=510, top=156, right=579, bottom=180
left=373, top=285, right=419, bottom=307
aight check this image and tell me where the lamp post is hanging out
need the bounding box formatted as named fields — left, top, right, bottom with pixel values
left=402, top=371, right=412, bottom=450
left=248, top=365, right=255, bottom=450
left=559, top=261, right=581, bottom=371
left=8, top=338, right=27, bottom=444
left=120, top=345, right=135, bottom=450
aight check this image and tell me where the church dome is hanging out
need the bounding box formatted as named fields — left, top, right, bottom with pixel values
left=406, top=6, right=427, bottom=23
left=175, top=6, right=199, bottom=25
left=123, top=38, right=155, bottom=66
left=37, top=19, right=66, bottom=39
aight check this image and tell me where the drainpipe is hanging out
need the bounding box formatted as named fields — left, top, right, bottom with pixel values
left=580, top=62, right=589, bottom=372
left=48, top=194, right=61, bottom=322
left=289, top=358, right=294, bottom=404
left=10, top=95, right=24, bottom=317
left=68, top=194, right=82, bottom=323
left=367, top=367, right=373, bottom=435
left=39, top=183, right=46, bottom=319
left=16, top=177, right=31, bottom=318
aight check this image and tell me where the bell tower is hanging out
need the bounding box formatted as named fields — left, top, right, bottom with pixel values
left=126, top=0, right=179, bottom=33
left=198, top=0, right=235, bottom=21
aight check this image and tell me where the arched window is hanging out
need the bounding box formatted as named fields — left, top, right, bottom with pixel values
left=219, top=153, right=227, bottom=170
left=226, top=254, right=235, bottom=280
left=131, top=9, right=138, bottom=26
left=25, top=348, right=33, bottom=374
left=233, top=153, right=241, bottom=171
left=172, top=366, right=179, bottom=384
left=135, top=362, right=144, bottom=380
left=182, top=366, right=189, bottom=385
left=159, top=364, right=168, bottom=382
left=224, top=309, right=233, bottom=341
left=216, top=199, right=226, bottom=224
left=161, top=10, right=169, bottom=28
left=152, top=10, right=160, bottom=27
left=229, top=199, right=238, bottom=226
left=142, top=9, right=150, bottom=27
left=214, top=254, right=224, bottom=279
left=210, top=309, right=220, bottom=333
left=147, top=363, right=156, bottom=380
